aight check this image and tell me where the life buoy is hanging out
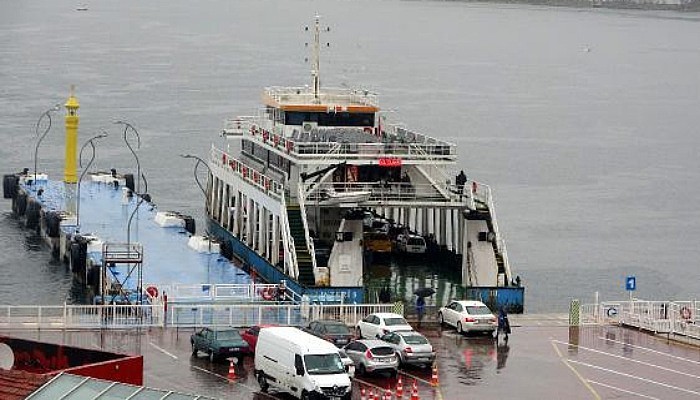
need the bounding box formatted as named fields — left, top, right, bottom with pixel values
left=680, top=306, right=692, bottom=320
left=258, top=287, right=276, bottom=301
left=146, top=286, right=159, bottom=298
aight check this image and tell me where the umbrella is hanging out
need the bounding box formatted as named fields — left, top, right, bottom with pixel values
left=414, top=287, right=435, bottom=298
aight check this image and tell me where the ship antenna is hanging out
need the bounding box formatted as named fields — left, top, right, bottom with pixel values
left=308, top=14, right=329, bottom=103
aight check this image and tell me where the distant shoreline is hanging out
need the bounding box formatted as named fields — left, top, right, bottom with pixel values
left=443, top=0, right=700, bottom=12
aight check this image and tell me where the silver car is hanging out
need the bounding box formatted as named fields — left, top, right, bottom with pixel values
left=342, top=339, right=398, bottom=377
left=379, top=331, right=435, bottom=368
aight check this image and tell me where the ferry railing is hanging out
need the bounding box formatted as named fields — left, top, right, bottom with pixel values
left=264, top=86, right=379, bottom=108
left=168, top=303, right=396, bottom=328
left=0, top=305, right=163, bottom=329
left=0, top=303, right=399, bottom=329
left=305, top=182, right=462, bottom=204
left=296, top=181, right=318, bottom=278
left=279, top=191, right=299, bottom=280
left=210, top=146, right=283, bottom=200
left=580, top=300, right=699, bottom=340
left=149, top=283, right=282, bottom=302
left=481, top=183, right=512, bottom=280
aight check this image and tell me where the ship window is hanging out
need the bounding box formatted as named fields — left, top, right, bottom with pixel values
left=285, top=111, right=374, bottom=127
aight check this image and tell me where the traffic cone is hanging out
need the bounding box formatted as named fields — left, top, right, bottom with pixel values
left=410, top=382, right=420, bottom=400
left=412, top=379, right=418, bottom=393
left=396, top=376, right=404, bottom=398
left=430, top=364, right=439, bottom=387
left=384, top=385, right=392, bottom=400
left=368, top=388, right=376, bottom=400
left=227, top=359, right=236, bottom=380
left=360, top=386, right=367, bottom=400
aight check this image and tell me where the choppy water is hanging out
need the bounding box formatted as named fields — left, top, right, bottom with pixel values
left=1, top=0, right=700, bottom=310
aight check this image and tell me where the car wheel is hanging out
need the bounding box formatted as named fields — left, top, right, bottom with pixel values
left=301, top=390, right=310, bottom=400
left=356, top=327, right=363, bottom=339
left=389, top=369, right=398, bottom=378
left=257, top=372, right=269, bottom=393
left=357, top=363, right=367, bottom=376
left=438, top=313, right=445, bottom=326
left=191, top=342, right=197, bottom=356
left=457, top=322, right=464, bottom=334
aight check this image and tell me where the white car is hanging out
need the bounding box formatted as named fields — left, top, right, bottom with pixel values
left=356, top=312, right=413, bottom=339
left=438, top=300, right=497, bottom=334
left=397, top=234, right=427, bottom=254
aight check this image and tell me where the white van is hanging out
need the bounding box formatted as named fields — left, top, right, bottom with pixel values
left=254, top=326, right=352, bottom=400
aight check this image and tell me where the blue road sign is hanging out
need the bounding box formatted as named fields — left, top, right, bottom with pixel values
left=626, top=276, right=636, bottom=291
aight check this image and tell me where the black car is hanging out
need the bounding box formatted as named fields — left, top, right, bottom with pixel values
left=302, top=320, right=354, bottom=347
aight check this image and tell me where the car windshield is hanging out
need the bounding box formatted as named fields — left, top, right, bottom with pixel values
left=215, top=330, right=241, bottom=340
left=465, top=306, right=492, bottom=315
left=325, top=324, right=351, bottom=334
left=304, top=354, right=345, bottom=375
left=384, top=317, right=409, bottom=326
left=402, top=335, right=429, bottom=345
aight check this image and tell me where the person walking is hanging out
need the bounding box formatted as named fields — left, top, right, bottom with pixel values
left=455, top=170, right=467, bottom=199
left=497, top=307, right=511, bottom=342
left=416, top=296, right=426, bottom=327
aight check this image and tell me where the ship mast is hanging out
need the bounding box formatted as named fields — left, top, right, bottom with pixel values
left=311, top=14, right=321, bottom=102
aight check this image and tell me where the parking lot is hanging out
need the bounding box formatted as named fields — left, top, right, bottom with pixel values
left=5, top=318, right=700, bottom=399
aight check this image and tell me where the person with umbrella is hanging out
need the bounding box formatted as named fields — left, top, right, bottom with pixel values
left=413, top=288, right=435, bottom=327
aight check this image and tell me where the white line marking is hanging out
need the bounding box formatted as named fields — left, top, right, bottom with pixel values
left=553, top=339, right=700, bottom=380
left=399, top=371, right=432, bottom=386
left=588, top=380, right=661, bottom=400
left=568, top=359, right=700, bottom=396
left=597, top=336, right=700, bottom=366
left=148, top=341, right=178, bottom=360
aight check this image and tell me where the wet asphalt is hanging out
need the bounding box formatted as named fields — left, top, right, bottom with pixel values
left=4, top=316, right=700, bottom=400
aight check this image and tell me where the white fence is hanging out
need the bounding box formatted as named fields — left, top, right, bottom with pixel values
left=150, top=283, right=286, bottom=303
left=0, top=303, right=396, bottom=330
left=580, top=300, right=700, bottom=340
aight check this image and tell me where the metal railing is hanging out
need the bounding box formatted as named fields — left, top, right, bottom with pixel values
left=279, top=192, right=299, bottom=279
left=0, top=303, right=397, bottom=330
left=209, top=146, right=284, bottom=199
left=580, top=299, right=700, bottom=340
left=304, top=182, right=463, bottom=205
left=149, top=283, right=282, bottom=302
left=483, top=183, right=511, bottom=279
left=297, top=182, right=318, bottom=277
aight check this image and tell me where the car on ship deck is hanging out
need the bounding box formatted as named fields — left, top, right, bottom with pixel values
left=302, top=320, right=355, bottom=347
left=379, top=331, right=435, bottom=368
left=355, top=312, right=413, bottom=339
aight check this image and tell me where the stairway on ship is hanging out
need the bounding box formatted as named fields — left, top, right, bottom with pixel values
left=286, top=205, right=315, bottom=286
left=470, top=200, right=506, bottom=278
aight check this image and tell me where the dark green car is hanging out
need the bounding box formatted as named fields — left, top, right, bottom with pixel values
left=191, top=327, right=250, bottom=363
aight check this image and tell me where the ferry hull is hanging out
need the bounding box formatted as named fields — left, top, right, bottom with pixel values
left=207, top=218, right=365, bottom=304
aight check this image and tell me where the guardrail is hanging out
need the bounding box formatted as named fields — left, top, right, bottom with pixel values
left=0, top=303, right=396, bottom=330
left=148, top=283, right=282, bottom=302
left=580, top=299, right=700, bottom=340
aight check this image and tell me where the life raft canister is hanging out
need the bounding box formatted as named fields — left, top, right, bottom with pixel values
left=146, top=286, right=159, bottom=298
left=258, top=287, right=276, bottom=301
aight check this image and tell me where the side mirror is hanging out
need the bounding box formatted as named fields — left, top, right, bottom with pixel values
left=296, top=367, right=305, bottom=376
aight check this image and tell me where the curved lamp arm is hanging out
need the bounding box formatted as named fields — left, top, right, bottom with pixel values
left=76, top=132, right=109, bottom=231
left=33, top=104, right=61, bottom=186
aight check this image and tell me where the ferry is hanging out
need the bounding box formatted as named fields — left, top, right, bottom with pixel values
left=205, top=16, right=523, bottom=311
left=2, top=17, right=523, bottom=312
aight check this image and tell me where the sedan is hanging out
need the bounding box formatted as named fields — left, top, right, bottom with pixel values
left=240, top=324, right=277, bottom=352
left=438, top=300, right=497, bottom=334
left=302, top=320, right=354, bottom=347
left=191, top=327, right=250, bottom=362
left=356, top=312, right=413, bottom=339
left=379, top=331, right=435, bottom=368
left=343, top=339, right=398, bottom=377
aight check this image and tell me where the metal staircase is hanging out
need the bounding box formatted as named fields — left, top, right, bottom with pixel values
left=286, top=205, right=315, bottom=286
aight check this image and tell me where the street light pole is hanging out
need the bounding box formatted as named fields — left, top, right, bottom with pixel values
left=33, top=104, right=61, bottom=187
left=114, top=120, right=142, bottom=194
left=180, top=154, right=211, bottom=200
left=76, top=132, right=108, bottom=232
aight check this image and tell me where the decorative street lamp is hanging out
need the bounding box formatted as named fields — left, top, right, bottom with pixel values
left=32, top=104, right=61, bottom=187
left=76, top=131, right=108, bottom=232
left=180, top=154, right=211, bottom=199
